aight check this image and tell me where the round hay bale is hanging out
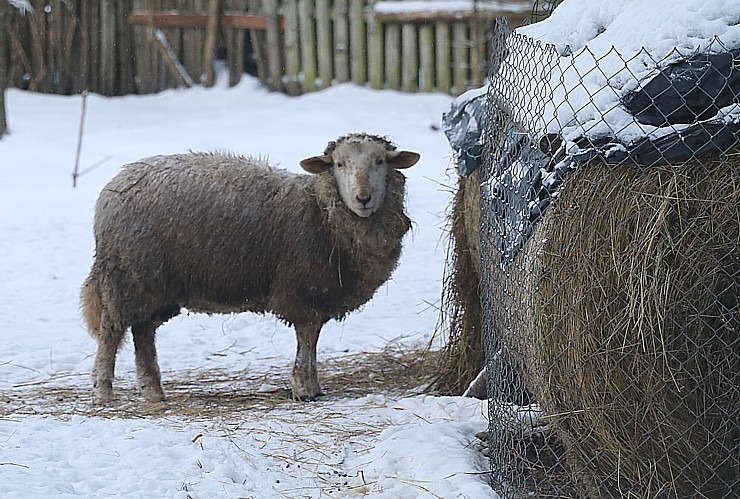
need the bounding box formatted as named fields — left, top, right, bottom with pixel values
left=498, top=154, right=739, bottom=497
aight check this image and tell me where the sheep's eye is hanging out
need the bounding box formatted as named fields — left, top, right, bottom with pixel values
left=375, top=158, right=384, bottom=166
left=336, top=161, right=344, bottom=168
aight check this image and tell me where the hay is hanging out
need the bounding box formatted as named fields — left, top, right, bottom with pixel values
left=498, top=154, right=740, bottom=497
left=0, top=346, right=438, bottom=420
left=432, top=171, right=486, bottom=395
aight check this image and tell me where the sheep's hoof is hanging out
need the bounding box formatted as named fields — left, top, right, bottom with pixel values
left=93, top=380, right=114, bottom=403
left=292, top=390, right=324, bottom=402
left=139, top=384, right=166, bottom=402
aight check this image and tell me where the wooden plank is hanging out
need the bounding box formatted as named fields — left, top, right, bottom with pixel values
left=419, top=23, right=433, bottom=92
left=282, top=0, right=301, bottom=95
left=315, top=0, right=332, bottom=89
left=452, top=22, right=468, bottom=95
left=384, top=23, right=400, bottom=90
left=375, top=9, right=511, bottom=23
left=435, top=21, right=451, bottom=94
left=333, top=0, right=349, bottom=83
left=128, top=12, right=282, bottom=30
left=348, top=0, right=365, bottom=85
left=401, top=23, right=416, bottom=92
left=298, top=0, right=316, bottom=92
left=367, top=1, right=383, bottom=90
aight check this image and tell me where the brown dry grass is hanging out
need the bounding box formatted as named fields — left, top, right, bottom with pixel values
left=0, top=345, right=440, bottom=421
left=432, top=171, right=486, bottom=395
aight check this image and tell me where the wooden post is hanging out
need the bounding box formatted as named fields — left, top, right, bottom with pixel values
left=452, top=22, right=468, bottom=94
left=225, top=0, right=247, bottom=87
left=349, top=0, right=365, bottom=85
left=333, top=0, right=349, bottom=83
left=401, top=23, right=417, bottom=92
left=298, top=0, right=316, bottom=92
left=161, top=0, right=180, bottom=89
left=48, top=0, right=62, bottom=92
left=28, top=6, right=47, bottom=92
left=99, top=0, right=115, bottom=95
left=435, top=21, right=451, bottom=94
left=283, top=0, right=301, bottom=95
left=117, top=0, right=135, bottom=95
left=419, top=23, right=434, bottom=92
left=384, top=23, right=400, bottom=90
left=264, top=0, right=283, bottom=91
left=470, top=15, right=484, bottom=87
left=61, top=4, right=86, bottom=94
left=247, top=0, right=268, bottom=86
left=73, top=1, right=89, bottom=94
left=315, top=0, right=332, bottom=89
left=0, top=2, right=7, bottom=137
left=367, top=1, right=383, bottom=90
left=185, top=0, right=205, bottom=84
left=203, top=0, right=219, bottom=87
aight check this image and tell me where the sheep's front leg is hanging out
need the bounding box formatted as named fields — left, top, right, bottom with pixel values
left=291, top=323, right=323, bottom=401
left=132, top=321, right=165, bottom=402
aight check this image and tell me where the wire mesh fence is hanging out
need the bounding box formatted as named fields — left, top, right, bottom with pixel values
left=480, top=23, right=739, bottom=499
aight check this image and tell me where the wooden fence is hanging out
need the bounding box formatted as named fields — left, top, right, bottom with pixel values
left=0, top=0, right=531, bottom=97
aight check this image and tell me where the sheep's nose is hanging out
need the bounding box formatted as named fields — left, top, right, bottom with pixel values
left=356, top=194, right=372, bottom=206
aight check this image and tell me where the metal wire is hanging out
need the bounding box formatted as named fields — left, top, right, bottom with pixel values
left=481, top=28, right=740, bottom=499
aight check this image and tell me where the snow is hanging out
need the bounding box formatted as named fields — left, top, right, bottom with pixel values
left=0, top=75, right=495, bottom=498
left=509, top=0, right=740, bottom=148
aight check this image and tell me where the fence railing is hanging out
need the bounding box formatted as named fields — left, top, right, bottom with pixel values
left=1, top=0, right=531, bottom=97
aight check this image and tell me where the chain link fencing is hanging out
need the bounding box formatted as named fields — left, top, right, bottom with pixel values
left=480, top=21, right=739, bottom=499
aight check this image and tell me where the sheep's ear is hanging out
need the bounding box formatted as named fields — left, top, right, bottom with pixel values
left=388, top=150, right=420, bottom=170
left=299, top=155, right=333, bottom=174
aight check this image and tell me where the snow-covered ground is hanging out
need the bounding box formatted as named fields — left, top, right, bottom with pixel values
left=0, top=75, right=495, bottom=498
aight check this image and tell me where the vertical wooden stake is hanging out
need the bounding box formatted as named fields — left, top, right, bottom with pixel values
left=203, top=0, right=219, bottom=87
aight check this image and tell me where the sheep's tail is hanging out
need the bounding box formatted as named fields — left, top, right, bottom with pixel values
left=80, top=272, right=103, bottom=338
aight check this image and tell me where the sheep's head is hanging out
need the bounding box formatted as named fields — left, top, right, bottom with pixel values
left=299, top=134, right=420, bottom=218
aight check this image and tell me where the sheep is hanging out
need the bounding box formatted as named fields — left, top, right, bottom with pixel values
left=80, top=133, right=421, bottom=403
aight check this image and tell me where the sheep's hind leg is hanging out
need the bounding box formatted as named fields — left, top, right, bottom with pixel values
left=132, top=321, right=165, bottom=402
left=92, top=319, right=126, bottom=403
left=291, top=323, right=323, bottom=401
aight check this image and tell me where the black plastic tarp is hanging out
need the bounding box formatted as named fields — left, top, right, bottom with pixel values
left=442, top=48, right=740, bottom=265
